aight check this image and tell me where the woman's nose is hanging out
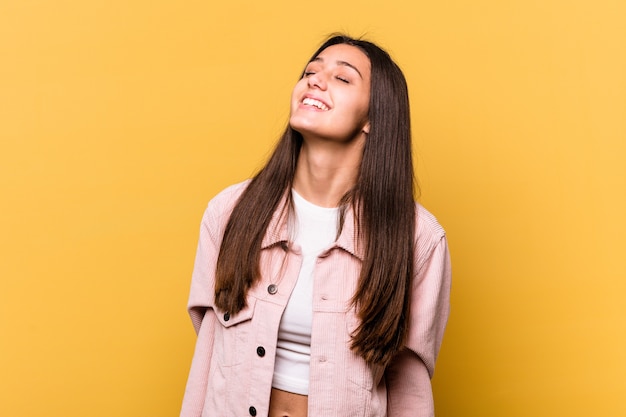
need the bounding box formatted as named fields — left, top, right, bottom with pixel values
left=307, top=72, right=327, bottom=90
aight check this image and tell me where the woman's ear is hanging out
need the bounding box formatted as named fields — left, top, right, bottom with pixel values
left=363, top=121, right=370, bottom=134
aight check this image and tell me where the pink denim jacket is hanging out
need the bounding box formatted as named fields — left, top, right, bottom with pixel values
left=181, top=181, right=451, bottom=417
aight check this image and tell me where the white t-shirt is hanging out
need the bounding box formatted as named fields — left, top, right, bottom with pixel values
left=271, top=190, right=338, bottom=395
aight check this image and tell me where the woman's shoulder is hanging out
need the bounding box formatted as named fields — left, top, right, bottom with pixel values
left=414, top=203, right=446, bottom=242
left=206, top=179, right=251, bottom=211
left=413, top=203, right=449, bottom=274
left=199, top=180, right=252, bottom=231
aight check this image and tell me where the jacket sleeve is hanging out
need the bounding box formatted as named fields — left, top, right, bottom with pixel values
left=386, top=233, right=452, bottom=417
left=180, top=204, right=222, bottom=417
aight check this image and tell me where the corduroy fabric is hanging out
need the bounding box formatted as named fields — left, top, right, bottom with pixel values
left=180, top=181, right=451, bottom=417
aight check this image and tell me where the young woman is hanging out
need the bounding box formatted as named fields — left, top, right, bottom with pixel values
left=180, top=35, right=451, bottom=417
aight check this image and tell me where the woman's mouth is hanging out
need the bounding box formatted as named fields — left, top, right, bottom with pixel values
left=302, top=97, right=330, bottom=111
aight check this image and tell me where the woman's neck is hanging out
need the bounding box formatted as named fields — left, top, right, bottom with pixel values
left=292, top=137, right=364, bottom=208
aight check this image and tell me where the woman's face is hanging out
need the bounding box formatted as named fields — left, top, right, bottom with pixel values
left=289, top=44, right=371, bottom=143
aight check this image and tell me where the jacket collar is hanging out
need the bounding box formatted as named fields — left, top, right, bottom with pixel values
left=260, top=194, right=364, bottom=260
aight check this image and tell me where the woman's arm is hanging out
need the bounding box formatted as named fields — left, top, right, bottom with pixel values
left=180, top=307, right=217, bottom=417
left=180, top=203, right=223, bottom=417
left=386, top=234, right=451, bottom=416
left=385, top=349, right=434, bottom=416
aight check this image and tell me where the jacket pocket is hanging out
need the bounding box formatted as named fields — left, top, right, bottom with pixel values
left=213, top=297, right=257, bottom=367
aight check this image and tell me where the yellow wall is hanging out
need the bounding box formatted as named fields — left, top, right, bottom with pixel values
left=1, top=0, right=624, bottom=416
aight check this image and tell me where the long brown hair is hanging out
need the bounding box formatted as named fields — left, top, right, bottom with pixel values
left=214, top=35, right=415, bottom=367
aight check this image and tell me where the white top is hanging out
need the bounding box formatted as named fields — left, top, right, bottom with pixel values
left=271, top=190, right=339, bottom=395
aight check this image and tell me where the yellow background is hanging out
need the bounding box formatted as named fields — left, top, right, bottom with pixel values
left=1, top=0, right=624, bottom=416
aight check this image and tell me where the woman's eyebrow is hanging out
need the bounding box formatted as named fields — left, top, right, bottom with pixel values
left=310, top=57, right=363, bottom=79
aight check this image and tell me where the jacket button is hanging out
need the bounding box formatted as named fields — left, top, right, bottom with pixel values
left=256, top=346, right=265, bottom=357
left=249, top=406, right=257, bottom=416
left=267, top=284, right=278, bottom=294
left=223, top=312, right=230, bottom=321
